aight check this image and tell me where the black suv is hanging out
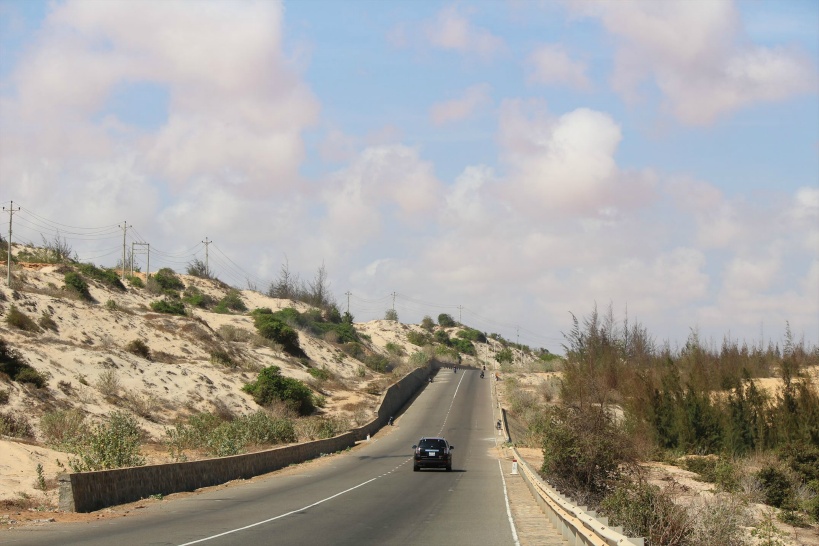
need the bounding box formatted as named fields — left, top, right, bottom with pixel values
left=412, top=437, right=454, bottom=471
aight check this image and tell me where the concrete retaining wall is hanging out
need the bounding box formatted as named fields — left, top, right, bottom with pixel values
left=60, top=363, right=435, bottom=513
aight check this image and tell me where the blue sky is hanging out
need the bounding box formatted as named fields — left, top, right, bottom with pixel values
left=1, top=0, right=817, bottom=352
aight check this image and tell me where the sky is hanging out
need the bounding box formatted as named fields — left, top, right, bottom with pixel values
left=0, top=0, right=817, bottom=353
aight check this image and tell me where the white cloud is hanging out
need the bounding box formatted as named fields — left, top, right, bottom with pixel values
left=321, top=145, right=442, bottom=247
left=3, top=0, right=318, bottom=208
left=424, top=6, right=505, bottom=59
left=497, top=100, right=657, bottom=216
left=570, top=0, right=818, bottom=124
left=444, top=165, right=493, bottom=224
left=430, top=84, right=491, bottom=125
left=527, top=44, right=591, bottom=90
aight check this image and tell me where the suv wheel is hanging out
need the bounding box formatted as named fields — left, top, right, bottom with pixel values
left=413, top=464, right=419, bottom=472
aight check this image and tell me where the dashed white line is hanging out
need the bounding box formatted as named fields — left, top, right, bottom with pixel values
left=180, top=372, right=465, bottom=545
left=437, top=371, right=466, bottom=436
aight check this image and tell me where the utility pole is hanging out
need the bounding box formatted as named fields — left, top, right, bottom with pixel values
left=345, top=291, right=351, bottom=314
left=202, top=237, right=211, bottom=273
left=3, top=201, right=20, bottom=286
left=119, top=221, right=128, bottom=279
left=458, top=305, right=463, bottom=324
left=132, top=242, right=150, bottom=280
left=516, top=326, right=520, bottom=365
left=391, top=291, right=396, bottom=311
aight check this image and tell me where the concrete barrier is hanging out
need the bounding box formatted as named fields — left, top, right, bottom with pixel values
left=60, top=363, right=435, bottom=512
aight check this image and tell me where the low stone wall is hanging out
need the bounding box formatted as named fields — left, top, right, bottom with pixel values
left=60, top=363, right=435, bottom=513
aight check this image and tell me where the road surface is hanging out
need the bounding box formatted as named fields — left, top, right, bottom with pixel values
left=5, top=368, right=526, bottom=546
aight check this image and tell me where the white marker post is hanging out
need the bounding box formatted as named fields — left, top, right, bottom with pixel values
left=511, top=458, right=518, bottom=475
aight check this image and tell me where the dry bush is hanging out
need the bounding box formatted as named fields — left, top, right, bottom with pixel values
left=342, top=400, right=370, bottom=425
left=211, top=398, right=237, bottom=422
left=125, top=339, right=151, bottom=359
left=539, top=376, right=561, bottom=403
left=0, top=410, right=34, bottom=438
left=38, top=311, right=58, bottom=332
left=687, top=494, right=749, bottom=546
left=295, top=415, right=350, bottom=441
left=40, top=408, right=87, bottom=449
left=96, top=369, right=120, bottom=398
left=218, top=324, right=253, bottom=343
left=123, top=389, right=158, bottom=421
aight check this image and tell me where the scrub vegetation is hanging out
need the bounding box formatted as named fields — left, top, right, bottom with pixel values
left=511, top=304, right=819, bottom=545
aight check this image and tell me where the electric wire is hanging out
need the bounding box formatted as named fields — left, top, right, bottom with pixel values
left=4, top=205, right=559, bottom=348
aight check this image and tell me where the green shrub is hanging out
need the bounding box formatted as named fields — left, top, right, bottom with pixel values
left=541, top=404, right=633, bottom=500
left=308, top=367, right=332, bottom=381
left=64, top=271, right=92, bottom=300
left=434, top=345, right=460, bottom=362
left=151, top=267, right=185, bottom=294
left=150, top=298, right=186, bottom=315
left=409, top=351, right=430, bottom=367
left=251, top=310, right=303, bottom=356
left=451, top=338, right=475, bottom=355
left=364, top=353, right=389, bottom=373
left=420, top=316, right=435, bottom=331
left=407, top=330, right=430, bottom=346
left=495, top=347, right=513, bottom=364
left=125, top=339, right=151, bottom=359
left=67, top=411, right=145, bottom=472
left=385, top=342, right=405, bottom=356
left=456, top=328, right=487, bottom=343
left=76, top=263, right=125, bottom=291
left=437, top=313, right=456, bottom=327
left=384, top=309, right=398, bottom=321
left=183, top=287, right=215, bottom=309
left=757, top=464, right=795, bottom=509
left=680, top=456, right=718, bottom=482
left=434, top=330, right=451, bottom=346
left=186, top=258, right=213, bottom=279
left=6, top=305, right=40, bottom=332
left=15, top=366, right=46, bottom=388
left=0, top=340, right=47, bottom=387
left=214, top=289, right=247, bottom=313
left=127, top=275, right=144, bottom=288
left=242, top=366, right=315, bottom=415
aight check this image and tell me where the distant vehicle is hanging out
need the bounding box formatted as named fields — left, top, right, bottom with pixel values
left=412, top=437, right=454, bottom=471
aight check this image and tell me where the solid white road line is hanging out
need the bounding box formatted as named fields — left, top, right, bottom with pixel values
left=498, top=459, right=521, bottom=546
left=177, top=478, right=378, bottom=545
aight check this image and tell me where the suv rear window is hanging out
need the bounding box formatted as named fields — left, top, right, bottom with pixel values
left=419, top=439, right=447, bottom=450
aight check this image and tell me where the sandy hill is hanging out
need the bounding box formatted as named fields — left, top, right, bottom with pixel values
left=0, top=258, right=507, bottom=512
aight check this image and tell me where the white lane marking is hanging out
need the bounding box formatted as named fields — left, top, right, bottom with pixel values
left=177, top=477, right=377, bottom=545
left=498, top=460, right=521, bottom=546
left=437, top=371, right=466, bottom=436
left=181, top=372, right=465, bottom=544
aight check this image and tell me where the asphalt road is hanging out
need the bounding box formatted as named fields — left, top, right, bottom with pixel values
left=4, top=368, right=518, bottom=546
